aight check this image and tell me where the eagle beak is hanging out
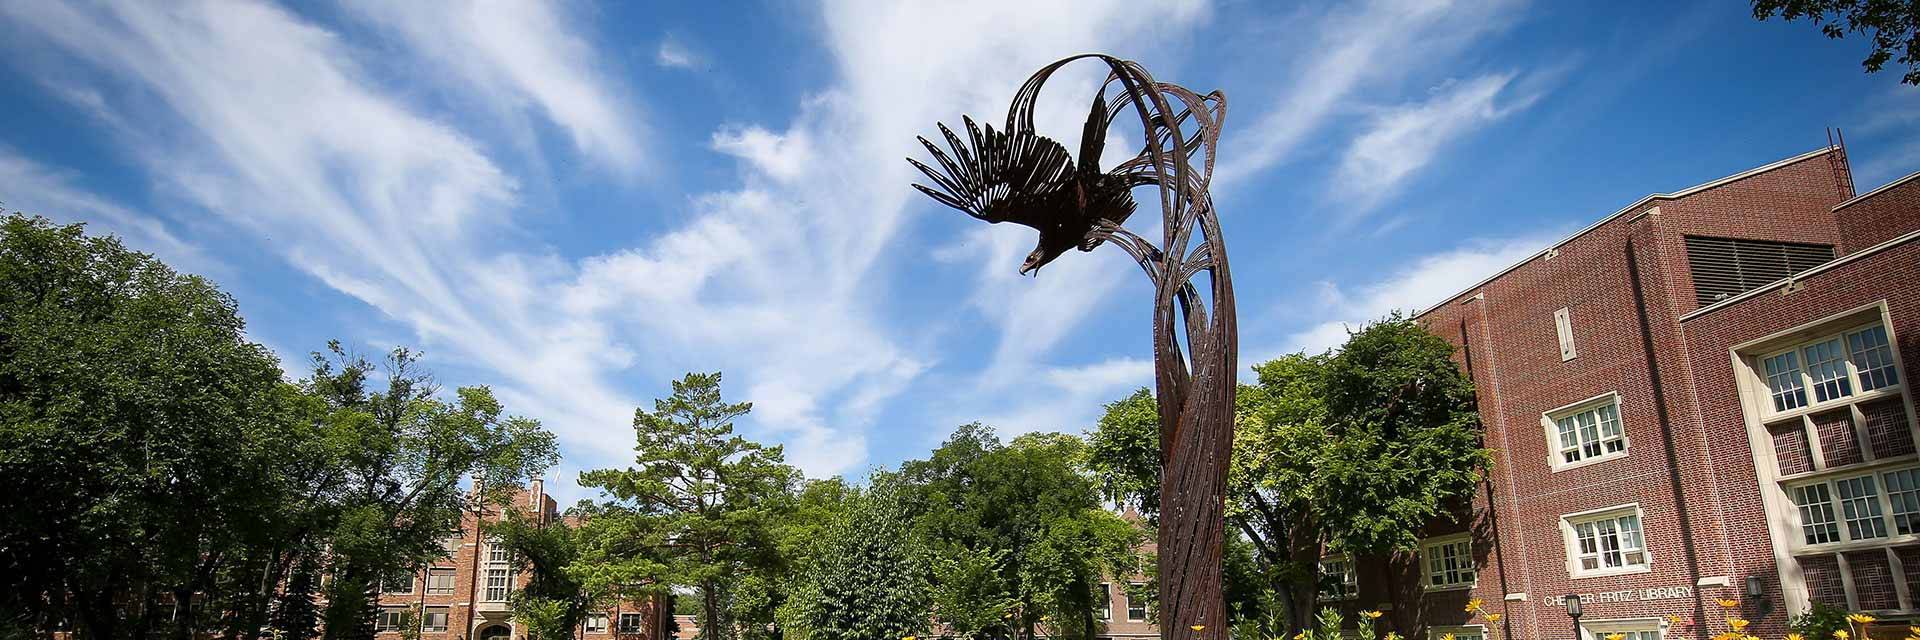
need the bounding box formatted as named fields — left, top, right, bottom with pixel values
left=1020, top=247, right=1047, bottom=276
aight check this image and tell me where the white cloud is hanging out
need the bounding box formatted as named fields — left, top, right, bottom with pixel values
left=1217, top=0, right=1528, bottom=185
left=343, top=0, right=647, bottom=173
left=0, top=149, right=212, bottom=274
left=656, top=35, right=700, bottom=69
left=1269, top=232, right=1559, bottom=358
left=975, top=357, right=1154, bottom=436
left=711, top=125, right=814, bottom=183
left=1333, top=73, right=1541, bottom=212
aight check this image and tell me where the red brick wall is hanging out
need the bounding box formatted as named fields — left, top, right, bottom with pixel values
left=1836, top=174, right=1920, bottom=254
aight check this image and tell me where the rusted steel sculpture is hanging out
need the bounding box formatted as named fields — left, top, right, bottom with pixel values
left=909, top=55, right=1235, bottom=638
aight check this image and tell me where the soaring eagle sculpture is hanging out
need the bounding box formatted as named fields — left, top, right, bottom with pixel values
left=909, top=93, right=1145, bottom=275
left=906, top=54, right=1239, bottom=640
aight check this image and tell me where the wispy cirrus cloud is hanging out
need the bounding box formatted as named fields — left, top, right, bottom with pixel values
left=656, top=34, right=701, bottom=70
left=1333, top=72, right=1545, bottom=214
left=0, top=149, right=211, bottom=274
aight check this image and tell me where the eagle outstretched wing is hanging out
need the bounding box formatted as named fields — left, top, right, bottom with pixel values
left=908, top=116, right=1075, bottom=231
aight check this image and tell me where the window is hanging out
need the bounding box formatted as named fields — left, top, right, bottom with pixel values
left=376, top=608, right=407, bottom=632
left=1581, top=620, right=1662, bottom=640
left=1126, top=582, right=1147, bottom=621
left=585, top=614, right=609, bottom=634
left=1319, top=556, right=1357, bottom=600
left=1422, top=536, right=1475, bottom=589
left=1887, top=468, right=1920, bottom=535
left=1794, top=483, right=1841, bottom=544
left=1429, top=627, right=1484, bottom=640
left=1683, top=235, right=1833, bottom=306
left=1564, top=507, right=1648, bottom=576
left=619, top=613, right=644, bottom=634
left=443, top=533, right=463, bottom=555
left=487, top=537, right=511, bottom=563
left=422, top=608, right=448, bottom=633
left=381, top=574, right=414, bottom=594
left=1555, top=307, right=1577, bottom=361
left=1547, top=395, right=1627, bottom=468
left=1757, top=323, right=1904, bottom=416
left=1790, top=466, right=1920, bottom=547
left=426, top=569, right=455, bottom=595
left=484, top=568, right=510, bottom=602
left=1098, top=583, right=1111, bottom=620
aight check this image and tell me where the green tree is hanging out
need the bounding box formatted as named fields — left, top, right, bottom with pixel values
left=1754, top=0, right=1920, bottom=85
left=786, top=480, right=930, bottom=640
left=1086, top=314, right=1488, bottom=635
left=901, top=425, right=1141, bottom=640
left=0, top=215, right=297, bottom=640
left=579, top=372, right=799, bottom=640
left=486, top=508, right=595, bottom=640
left=307, top=345, right=559, bottom=639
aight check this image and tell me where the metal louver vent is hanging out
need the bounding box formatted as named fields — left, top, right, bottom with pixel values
left=1684, top=235, right=1835, bottom=307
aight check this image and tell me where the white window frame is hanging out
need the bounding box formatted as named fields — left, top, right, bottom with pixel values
left=425, top=568, right=455, bottom=595
left=1318, top=554, right=1358, bottom=601
left=1757, top=321, right=1904, bottom=419
left=484, top=567, right=511, bottom=602
left=1560, top=504, right=1652, bottom=578
left=1097, top=582, right=1111, bottom=620
left=1543, top=392, right=1630, bottom=471
left=1126, top=581, right=1147, bottom=621
left=618, top=613, right=644, bottom=634
left=381, top=574, right=414, bottom=595
left=1578, top=617, right=1665, bottom=640
left=585, top=613, right=608, bottom=634
left=375, top=608, right=408, bottom=632
left=1420, top=534, right=1477, bottom=591
left=1428, top=625, right=1485, bottom=640
left=421, top=608, right=449, bottom=633
left=1785, top=463, right=1920, bottom=551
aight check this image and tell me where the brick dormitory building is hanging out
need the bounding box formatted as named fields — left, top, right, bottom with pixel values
left=1331, top=143, right=1920, bottom=640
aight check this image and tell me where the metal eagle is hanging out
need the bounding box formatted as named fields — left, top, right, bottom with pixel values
left=908, top=54, right=1239, bottom=640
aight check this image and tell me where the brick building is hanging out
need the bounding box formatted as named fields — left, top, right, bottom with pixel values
left=1339, top=145, right=1920, bottom=640
left=372, top=479, right=670, bottom=640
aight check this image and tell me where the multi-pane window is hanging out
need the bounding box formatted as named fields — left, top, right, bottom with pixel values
left=443, top=533, right=462, bottom=555
left=1319, top=556, right=1357, bottom=599
left=585, top=614, right=609, bottom=633
left=618, top=613, right=644, bottom=633
left=1567, top=510, right=1647, bottom=575
left=1430, top=628, right=1484, bottom=640
left=484, top=568, right=510, bottom=602
left=1583, top=626, right=1659, bottom=640
left=1423, top=537, right=1475, bottom=589
left=1551, top=398, right=1626, bottom=467
left=1835, top=476, right=1887, bottom=540
left=1097, top=583, right=1111, bottom=620
left=375, top=608, right=407, bottom=632
left=425, top=569, right=455, bottom=595
left=1759, top=323, right=1904, bottom=415
left=487, top=537, right=511, bottom=563
left=1127, top=582, right=1147, bottom=621
left=1848, top=326, right=1899, bottom=391
left=381, top=574, right=414, bottom=594
left=1765, top=352, right=1808, bottom=412
left=1794, top=483, right=1841, bottom=544
left=422, top=608, right=449, bottom=633
left=1886, top=468, right=1920, bottom=535
left=1790, top=466, right=1920, bottom=547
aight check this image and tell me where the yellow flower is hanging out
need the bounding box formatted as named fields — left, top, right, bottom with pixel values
left=1362, top=610, right=1384, bottom=620
left=1484, top=613, right=1502, bottom=623
left=1785, top=634, right=1805, bottom=640
left=1834, top=630, right=1850, bottom=640
left=1465, top=598, right=1485, bottom=613
left=903, top=636, right=916, bottom=640
left=1293, top=632, right=1307, bottom=640
left=1667, top=615, right=1683, bottom=626
left=1716, top=598, right=1739, bottom=609
left=1848, top=613, right=1876, bottom=625
left=1606, top=634, right=1626, bottom=640
left=1189, top=625, right=1206, bottom=632
left=1441, top=635, right=1456, bottom=640
left=1727, top=619, right=1749, bottom=631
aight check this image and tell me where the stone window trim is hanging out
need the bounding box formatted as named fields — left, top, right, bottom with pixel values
left=1754, top=320, right=1905, bottom=422
left=1794, top=547, right=1917, bottom=615
left=1126, top=581, right=1148, bottom=621
left=1427, top=625, right=1485, bottom=640
left=1559, top=503, right=1653, bottom=579
left=1577, top=616, right=1667, bottom=640
left=1319, top=554, right=1359, bottom=601
left=1541, top=392, right=1631, bottom=472
left=1419, top=533, right=1478, bottom=592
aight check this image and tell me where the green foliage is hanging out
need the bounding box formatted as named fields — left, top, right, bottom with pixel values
left=489, top=509, right=593, bottom=640
left=1086, top=314, right=1488, bottom=636
left=1788, top=601, right=1852, bottom=640
left=578, top=372, right=800, bottom=640
left=1754, top=0, right=1920, bottom=85
left=901, top=425, right=1141, bottom=640
left=787, top=483, right=931, bottom=640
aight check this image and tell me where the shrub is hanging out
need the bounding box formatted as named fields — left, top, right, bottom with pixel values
left=1789, top=601, right=1852, bottom=640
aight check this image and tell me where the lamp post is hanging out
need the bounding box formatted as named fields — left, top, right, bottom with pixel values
left=908, top=55, right=1237, bottom=639
left=1746, top=575, right=1773, bottom=620
left=1566, top=594, right=1584, bottom=640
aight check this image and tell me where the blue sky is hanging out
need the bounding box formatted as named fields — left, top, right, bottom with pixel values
left=2, top=0, right=1916, bottom=502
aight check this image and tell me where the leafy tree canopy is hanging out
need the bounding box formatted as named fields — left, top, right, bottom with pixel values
left=1755, top=0, right=1920, bottom=85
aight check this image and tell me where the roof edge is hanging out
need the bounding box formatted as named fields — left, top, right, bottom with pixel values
left=1833, top=169, right=1920, bottom=211
left=1679, top=228, right=1920, bottom=322
left=1414, top=147, right=1837, bottom=319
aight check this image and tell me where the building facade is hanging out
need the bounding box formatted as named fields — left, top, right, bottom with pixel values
left=372, top=479, right=670, bottom=640
left=1341, top=145, right=1920, bottom=640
